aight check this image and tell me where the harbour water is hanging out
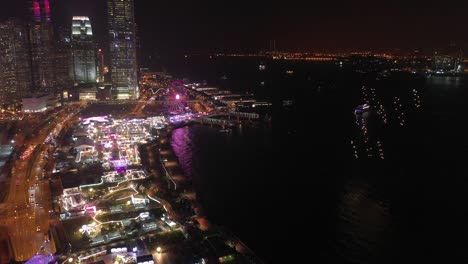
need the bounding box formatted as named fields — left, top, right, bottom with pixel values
left=170, top=124, right=275, bottom=261
left=166, top=56, right=468, bottom=263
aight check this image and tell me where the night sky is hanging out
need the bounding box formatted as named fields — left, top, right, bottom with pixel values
left=1, top=0, right=468, bottom=54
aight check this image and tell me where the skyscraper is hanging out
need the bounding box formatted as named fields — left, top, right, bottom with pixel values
left=107, top=0, right=138, bottom=99
left=97, top=48, right=105, bottom=83
left=135, top=22, right=141, bottom=80
left=29, top=0, right=55, bottom=92
left=71, top=16, right=97, bottom=84
left=0, top=20, right=33, bottom=103
left=54, top=25, right=73, bottom=89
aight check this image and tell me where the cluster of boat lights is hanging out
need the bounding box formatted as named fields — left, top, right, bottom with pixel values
left=376, top=140, right=384, bottom=159
left=351, top=139, right=385, bottom=160
left=361, top=85, right=370, bottom=105
left=362, top=85, right=388, bottom=124
left=353, top=104, right=385, bottom=160
left=352, top=84, right=425, bottom=160
left=351, top=140, right=358, bottom=159
left=376, top=103, right=388, bottom=124
left=352, top=86, right=390, bottom=160
left=412, top=89, right=421, bottom=108
left=393, top=96, right=406, bottom=126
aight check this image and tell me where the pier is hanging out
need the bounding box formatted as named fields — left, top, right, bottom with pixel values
left=191, top=112, right=260, bottom=128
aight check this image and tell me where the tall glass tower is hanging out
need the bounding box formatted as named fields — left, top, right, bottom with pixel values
left=29, top=0, right=55, bottom=93
left=107, top=0, right=138, bottom=99
left=71, top=16, right=96, bottom=84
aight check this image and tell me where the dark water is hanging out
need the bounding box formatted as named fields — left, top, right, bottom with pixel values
left=167, top=56, right=468, bottom=263
left=170, top=124, right=276, bottom=261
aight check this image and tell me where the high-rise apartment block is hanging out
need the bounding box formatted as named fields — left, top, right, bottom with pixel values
left=0, top=20, right=33, bottom=103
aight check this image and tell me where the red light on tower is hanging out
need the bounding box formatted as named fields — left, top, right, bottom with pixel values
left=44, top=0, right=51, bottom=21
left=33, top=1, right=40, bottom=22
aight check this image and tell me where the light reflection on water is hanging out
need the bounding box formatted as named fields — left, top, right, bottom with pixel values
left=170, top=126, right=194, bottom=178
left=169, top=68, right=468, bottom=262
left=333, top=179, right=392, bottom=264
left=169, top=123, right=274, bottom=260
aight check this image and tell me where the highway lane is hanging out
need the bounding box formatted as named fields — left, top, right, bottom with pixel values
left=10, top=132, right=56, bottom=260
left=0, top=106, right=80, bottom=261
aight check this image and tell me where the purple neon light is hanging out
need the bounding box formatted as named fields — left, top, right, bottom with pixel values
left=33, top=1, right=40, bottom=22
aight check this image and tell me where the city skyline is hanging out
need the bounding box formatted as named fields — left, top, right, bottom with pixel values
left=0, top=0, right=140, bottom=102
left=2, top=0, right=468, bottom=54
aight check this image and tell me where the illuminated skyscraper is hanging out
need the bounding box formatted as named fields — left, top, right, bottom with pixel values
left=135, top=22, right=141, bottom=79
left=0, top=20, right=33, bottom=103
left=71, top=16, right=97, bottom=84
left=29, top=0, right=55, bottom=92
left=107, top=0, right=138, bottom=99
left=97, top=48, right=105, bottom=83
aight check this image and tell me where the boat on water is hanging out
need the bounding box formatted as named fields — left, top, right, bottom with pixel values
left=219, top=128, right=231, bottom=133
left=354, top=104, right=370, bottom=115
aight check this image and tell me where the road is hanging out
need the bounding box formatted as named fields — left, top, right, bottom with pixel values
left=0, top=106, right=80, bottom=261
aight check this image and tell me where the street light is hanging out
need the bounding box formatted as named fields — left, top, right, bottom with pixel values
left=156, top=247, right=162, bottom=253
left=60, top=257, right=73, bottom=264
